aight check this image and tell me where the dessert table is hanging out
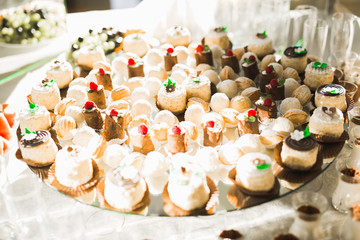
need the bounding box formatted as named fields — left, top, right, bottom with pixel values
left=0, top=2, right=359, bottom=239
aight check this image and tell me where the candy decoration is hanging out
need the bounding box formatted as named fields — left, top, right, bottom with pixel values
left=248, top=55, right=256, bottom=62
left=167, top=48, right=174, bottom=54
left=138, top=123, right=148, bottom=135
left=172, top=125, right=181, bottom=135
left=270, top=79, right=278, bottom=88
left=206, top=121, right=215, bottom=128
left=109, top=108, right=119, bottom=117
left=28, top=103, right=39, bottom=114
left=226, top=49, right=233, bottom=57
left=304, top=126, right=311, bottom=138
left=84, top=101, right=95, bottom=110
left=312, top=62, right=328, bottom=69
left=196, top=45, right=203, bottom=53
left=99, top=68, right=105, bottom=75
left=256, top=163, right=270, bottom=170
left=248, top=109, right=257, bottom=117
left=263, top=97, right=273, bottom=107
left=265, top=66, right=273, bottom=74
left=128, top=58, right=136, bottom=65
left=89, top=82, right=98, bottom=92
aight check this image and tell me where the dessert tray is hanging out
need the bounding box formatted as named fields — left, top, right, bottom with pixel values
left=14, top=25, right=351, bottom=217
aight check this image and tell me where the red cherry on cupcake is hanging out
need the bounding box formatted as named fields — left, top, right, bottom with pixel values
left=167, top=48, right=174, bottom=54
left=172, top=125, right=181, bottom=135
left=196, top=45, right=203, bottom=53
left=265, top=66, right=273, bottom=74
left=89, top=82, right=98, bottom=91
left=270, top=79, right=278, bottom=88
left=206, top=121, right=215, bottom=128
left=128, top=58, right=136, bottom=65
left=226, top=49, right=233, bottom=57
left=84, top=101, right=95, bottom=110
left=109, top=108, right=118, bottom=117
left=138, top=123, right=148, bottom=135
left=264, top=97, right=273, bottom=107
left=248, top=55, right=256, bottom=62
left=248, top=109, right=257, bottom=117
left=99, top=68, right=105, bottom=75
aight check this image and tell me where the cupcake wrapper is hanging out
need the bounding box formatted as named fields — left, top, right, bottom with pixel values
left=162, top=176, right=219, bottom=217
left=28, top=165, right=51, bottom=180
left=15, top=145, right=60, bottom=168
left=318, top=141, right=345, bottom=160
left=228, top=168, right=280, bottom=197
left=96, top=178, right=151, bottom=215
left=311, top=131, right=349, bottom=143
left=48, top=159, right=100, bottom=197
left=227, top=184, right=278, bottom=209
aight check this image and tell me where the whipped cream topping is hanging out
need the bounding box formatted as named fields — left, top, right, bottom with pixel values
left=312, top=106, right=343, bottom=123
left=290, top=130, right=305, bottom=141
left=19, top=104, right=49, bottom=120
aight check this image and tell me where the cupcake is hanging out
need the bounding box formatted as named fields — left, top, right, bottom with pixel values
left=95, top=68, right=113, bottom=91
left=129, top=124, right=155, bottom=155
left=304, top=62, right=334, bottom=91
left=18, top=129, right=58, bottom=167
left=309, top=106, right=344, bottom=139
left=265, top=79, right=285, bottom=101
left=46, top=60, right=73, bottom=89
left=256, top=97, right=277, bottom=122
left=166, top=26, right=191, bottom=47
left=167, top=125, right=187, bottom=154
left=102, top=108, right=127, bottom=142
left=151, top=122, right=169, bottom=142
left=19, top=103, right=52, bottom=134
left=123, top=33, right=150, bottom=58
left=164, top=47, right=178, bottom=72
left=315, top=84, right=347, bottom=112
left=281, top=45, right=308, bottom=73
left=204, top=26, right=230, bottom=50
left=238, top=109, right=260, bottom=136
left=182, top=75, right=211, bottom=102
left=221, top=49, right=240, bottom=73
left=247, top=31, right=273, bottom=58
left=127, top=57, right=145, bottom=78
left=235, top=153, right=275, bottom=192
left=202, top=119, right=224, bottom=147
left=260, top=65, right=279, bottom=93
left=82, top=101, right=103, bottom=130
left=194, top=44, right=213, bottom=66
left=53, top=116, right=77, bottom=142
left=281, top=128, right=319, bottom=170
left=31, top=79, right=61, bottom=111
left=87, top=82, right=107, bottom=109
left=157, top=79, right=187, bottom=114
left=75, top=45, right=107, bottom=70
left=241, top=54, right=259, bottom=81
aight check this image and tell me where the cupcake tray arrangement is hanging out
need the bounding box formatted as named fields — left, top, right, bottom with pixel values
left=14, top=25, right=352, bottom=216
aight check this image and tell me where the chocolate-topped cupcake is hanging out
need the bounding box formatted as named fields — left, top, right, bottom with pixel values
left=19, top=129, right=58, bottom=167
left=315, top=84, right=347, bottom=112
left=256, top=97, right=277, bottom=122
left=195, top=44, right=213, bottom=66
left=238, top=109, right=260, bottom=136
left=260, top=65, right=278, bottom=93
left=241, top=55, right=259, bottom=81
left=82, top=101, right=103, bottom=130
left=87, top=82, right=107, bottom=109
left=281, top=127, right=319, bottom=171
left=221, top=49, right=240, bottom=73
left=164, top=47, right=178, bottom=72
left=248, top=30, right=273, bottom=59
left=304, top=61, right=334, bottom=91
left=204, top=26, right=230, bottom=50
left=265, top=79, right=285, bottom=100
left=281, top=45, right=308, bottom=73
left=96, top=68, right=113, bottom=91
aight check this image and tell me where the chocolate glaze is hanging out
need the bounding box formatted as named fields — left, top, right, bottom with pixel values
left=195, top=51, right=213, bottom=66
left=256, top=32, right=267, bottom=39
left=82, top=107, right=103, bottom=130
left=242, top=62, right=259, bottom=81
left=260, top=71, right=278, bottom=93
left=265, top=85, right=285, bottom=101
left=274, top=233, right=299, bottom=240
left=285, top=136, right=317, bottom=151
left=297, top=205, right=320, bottom=221
left=317, top=84, right=345, bottom=96
left=284, top=46, right=307, bottom=58
left=87, top=86, right=106, bottom=109
left=127, top=64, right=145, bottom=78
left=219, top=229, right=243, bottom=239
left=351, top=116, right=360, bottom=125
left=96, top=72, right=113, bottom=91
left=164, top=54, right=178, bottom=72
left=20, top=130, right=50, bottom=148
left=257, top=103, right=277, bottom=121
left=238, top=120, right=259, bottom=136
left=203, top=127, right=223, bottom=147
left=221, top=55, right=240, bottom=73
left=167, top=132, right=187, bottom=154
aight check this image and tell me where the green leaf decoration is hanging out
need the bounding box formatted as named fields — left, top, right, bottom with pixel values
left=29, top=102, right=36, bottom=109
left=312, top=62, right=327, bottom=69
left=45, top=79, right=56, bottom=87
left=222, top=26, right=227, bottom=32
left=296, top=39, right=303, bottom=47
left=244, top=58, right=252, bottom=65
left=330, top=88, right=341, bottom=94
left=135, top=35, right=140, bottom=39
left=244, top=115, right=256, bottom=122
left=256, top=163, right=270, bottom=170
left=193, top=77, right=200, bottom=83
left=25, top=128, right=31, bottom=134
left=28, top=103, right=39, bottom=113
left=278, top=79, right=286, bottom=86
left=303, top=126, right=311, bottom=138
left=164, top=78, right=176, bottom=87
left=204, top=45, right=210, bottom=51
left=263, top=30, right=267, bottom=37
left=94, top=44, right=98, bottom=50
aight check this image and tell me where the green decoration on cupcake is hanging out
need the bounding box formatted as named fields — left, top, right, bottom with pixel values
left=244, top=116, right=256, bottom=122
left=256, top=163, right=270, bottom=170
left=193, top=77, right=200, bottom=83
left=164, top=78, right=176, bottom=87
left=21, top=127, right=36, bottom=136
left=262, top=30, right=267, bottom=37
left=296, top=39, right=303, bottom=47
left=204, top=45, right=210, bottom=51
left=28, top=102, right=39, bottom=114
left=312, top=61, right=327, bottom=69
left=45, top=79, right=56, bottom=87
left=278, top=79, right=286, bottom=87
left=303, top=126, right=311, bottom=138
left=221, top=26, right=227, bottom=32
left=244, top=58, right=252, bottom=65
left=330, top=88, right=342, bottom=94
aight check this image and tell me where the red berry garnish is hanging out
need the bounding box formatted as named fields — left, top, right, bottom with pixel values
left=138, top=123, right=148, bottom=135
left=270, top=79, right=278, bottom=88
left=248, top=55, right=256, bottom=62
left=89, top=81, right=98, bottom=91
left=226, top=49, right=233, bottom=57
left=109, top=108, right=118, bottom=117
left=206, top=121, right=215, bottom=128
left=84, top=101, right=95, bottom=110
left=99, top=68, right=105, bottom=75
left=263, top=97, right=273, bottom=107
left=172, top=125, right=182, bottom=135
left=167, top=48, right=174, bottom=54
left=128, top=58, right=135, bottom=65
left=196, top=45, right=203, bottom=53
left=248, top=109, right=257, bottom=117
left=265, top=66, right=273, bottom=74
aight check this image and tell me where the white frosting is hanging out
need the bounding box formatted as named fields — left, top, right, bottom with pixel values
left=72, top=126, right=100, bottom=148
left=104, top=144, right=130, bottom=169
left=132, top=99, right=152, bottom=117
left=290, top=130, right=305, bottom=141
left=218, top=143, right=243, bottom=166
left=235, top=134, right=264, bottom=154
left=170, top=70, right=187, bottom=84
left=69, top=77, right=88, bottom=88
left=210, top=44, right=224, bottom=61
left=272, top=117, right=294, bottom=137
left=55, top=145, right=93, bottom=188
left=31, top=80, right=61, bottom=110
left=166, top=26, right=191, bottom=47
left=174, top=46, right=189, bottom=64
left=76, top=45, right=106, bottom=69
left=210, top=93, right=230, bottom=112
left=65, top=106, right=85, bottom=126
left=217, top=80, right=238, bottom=99
left=46, top=60, right=73, bottom=89
left=235, top=152, right=275, bottom=191
left=104, top=166, right=147, bottom=210
left=143, top=77, right=162, bottom=97
left=157, top=81, right=187, bottom=100
left=312, top=106, right=343, bottom=123
left=142, top=151, right=168, bottom=177
left=279, top=97, right=302, bottom=114
left=85, top=69, right=98, bottom=85
left=123, top=33, right=149, bottom=58
left=131, top=87, right=150, bottom=102
left=185, top=104, right=205, bottom=126
left=167, top=168, right=210, bottom=211
left=154, top=110, right=178, bottom=127
left=19, top=105, right=51, bottom=133
left=112, top=55, right=129, bottom=79
left=66, top=85, right=88, bottom=107
left=195, top=147, right=221, bottom=173
left=182, top=75, right=211, bottom=102
left=121, top=152, right=145, bottom=171
left=146, top=66, right=167, bottom=80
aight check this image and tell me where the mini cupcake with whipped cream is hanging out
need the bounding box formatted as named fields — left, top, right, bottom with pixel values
left=182, top=75, right=211, bottom=102
left=304, top=61, right=334, bottom=91
left=75, top=44, right=107, bottom=71
left=281, top=42, right=308, bottom=73
left=157, top=78, right=187, bottom=115
left=204, top=26, right=231, bottom=50
left=247, top=31, right=274, bottom=59
left=166, top=26, right=191, bottom=47
left=129, top=123, right=155, bottom=155
left=46, top=60, right=73, bottom=89
left=237, top=109, right=260, bottom=136
left=19, top=103, right=52, bottom=134
left=315, top=84, right=347, bottom=112
left=194, top=44, right=213, bottom=66
left=123, top=33, right=150, bottom=58
left=30, top=79, right=61, bottom=111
